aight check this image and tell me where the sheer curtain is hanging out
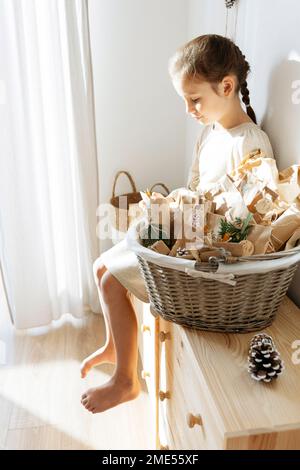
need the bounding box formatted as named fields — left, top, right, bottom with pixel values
left=0, top=0, right=101, bottom=329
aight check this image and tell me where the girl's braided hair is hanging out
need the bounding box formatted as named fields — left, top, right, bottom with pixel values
left=168, top=34, right=257, bottom=124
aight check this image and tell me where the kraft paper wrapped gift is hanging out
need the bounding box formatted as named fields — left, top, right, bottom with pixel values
left=150, top=240, right=170, bottom=255
left=230, top=149, right=279, bottom=191
left=230, top=148, right=264, bottom=178
left=271, top=204, right=300, bottom=251
left=206, top=212, right=226, bottom=240
left=206, top=174, right=248, bottom=220
left=246, top=186, right=286, bottom=225
left=277, top=165, right=300, bottom=204
left=139, top=189, right=175, bottom=236
left=212, top=240, right=255, bottom=256
left=285, top=227, right=300, bottom=250
left=235, top=171, right=266, bottom=206
left=248, top=157, right=279, bottom=191
left=139, top=187, right=203, bottom=243
left=247, top=224, right=273, bottom=254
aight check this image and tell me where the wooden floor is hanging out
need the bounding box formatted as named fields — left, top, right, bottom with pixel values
left=0, top=275, right=154, bottom=450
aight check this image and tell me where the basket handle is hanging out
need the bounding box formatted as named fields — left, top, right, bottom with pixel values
left=150, top=182, right=170, bottom=196
left=112, top=171, right=137, bottom=198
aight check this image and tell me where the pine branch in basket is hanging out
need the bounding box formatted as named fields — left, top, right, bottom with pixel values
left=218, top=213, right=253, bottom=243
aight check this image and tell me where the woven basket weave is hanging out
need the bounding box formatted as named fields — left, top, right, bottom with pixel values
left=127, top=219, right=300, bottom=333
left=136, top=255, right=299, bottom=333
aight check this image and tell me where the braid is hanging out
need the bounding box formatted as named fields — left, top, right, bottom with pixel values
left=241, top=80, right=250, bottom=107
left=235, top=45, right=257, bottom=124
left=241, top=80, right=257, bottom=124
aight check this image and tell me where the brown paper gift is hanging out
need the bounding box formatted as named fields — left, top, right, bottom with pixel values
left=199, top=250, right=225, bottom=262
left=285, top=227, right=300, bottom=250
left=246, top=185, right=282, bottom=226
left=247, top=224, right=273, bottom=254
left=277, top=165, right=300, bottom=204
left=271, top=205, right=300, bottom=251
left=168, top=239, right=185, bottom=257
left=206, top=212, right=225, bottom=240
left=150, top=240, right=170, bottom=255
left=212, top=240, right=254, bottom=256
left=139, top=184, right=172, bottom=238
left=166, top=189, right=203, bottom=243
left=210, top=175, right=250, bottom=221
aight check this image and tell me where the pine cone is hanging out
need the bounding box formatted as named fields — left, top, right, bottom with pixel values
left=247, top=334, right=284, bottom=383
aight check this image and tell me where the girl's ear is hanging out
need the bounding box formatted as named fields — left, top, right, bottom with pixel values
left=221, top=75, right=235, bottom=97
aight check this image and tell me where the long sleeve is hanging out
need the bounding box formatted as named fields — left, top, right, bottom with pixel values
left=187, top=125, right=212, bottom=191
left=234, top=127, right=275, bottom=165
left=186, top=122, right=275, bottom=194
left=186, top=138, right=201, bottom=191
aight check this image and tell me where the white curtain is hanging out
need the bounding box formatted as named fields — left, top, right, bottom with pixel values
left=0, top=0, right=101, bottom=329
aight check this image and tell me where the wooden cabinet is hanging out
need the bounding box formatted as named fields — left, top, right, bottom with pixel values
left=134, top=295, right=300, bottom=450
left=132, top=298, right=160, bottom=449
left=158, top=318, right=222, bottom=449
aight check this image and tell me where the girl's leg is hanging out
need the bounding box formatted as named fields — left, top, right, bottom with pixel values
left=81, top=270, right=141, bottom=413
left=80, top=261, right=116, bottom=378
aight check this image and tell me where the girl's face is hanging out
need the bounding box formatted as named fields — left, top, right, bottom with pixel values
left=172, top=76, right=235, bottom=125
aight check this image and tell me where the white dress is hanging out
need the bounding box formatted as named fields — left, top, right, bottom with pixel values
left=99, top=121, right=275, bottom=303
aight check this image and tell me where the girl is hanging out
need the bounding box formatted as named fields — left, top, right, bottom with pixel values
left=80, top=34, right=274, bottom=414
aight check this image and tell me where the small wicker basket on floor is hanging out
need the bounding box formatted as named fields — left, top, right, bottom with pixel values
left=127, top=220, right=300, bottom=333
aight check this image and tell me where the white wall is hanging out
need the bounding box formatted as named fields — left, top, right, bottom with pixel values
left=88, top=0, right=188, bottom=252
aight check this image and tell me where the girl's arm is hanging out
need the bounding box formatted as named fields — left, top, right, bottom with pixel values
left=236, top=127, right=275, bottom=164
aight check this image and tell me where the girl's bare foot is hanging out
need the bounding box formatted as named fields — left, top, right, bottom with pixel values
left=80, top=344, right=116, bottom=378
left=81, top=373, right=141, bottom=413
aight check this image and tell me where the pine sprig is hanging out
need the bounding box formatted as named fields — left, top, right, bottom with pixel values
left=218, top=213, right=253, bottom=243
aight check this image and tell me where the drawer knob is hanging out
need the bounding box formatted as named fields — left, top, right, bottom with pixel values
left=159, top=331, right=171, bottom=342
left=141, top=323, right=151, bottom=334
left=159, top=390, right=171, bottom=401
left=141, top=370, right=150, bottom=379
left=187, top=413, right=203, bottom=428
left=159, top=444, right=169, bottom=450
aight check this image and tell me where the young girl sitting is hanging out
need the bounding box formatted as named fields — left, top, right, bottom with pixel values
left=80, top=34, right=274, bottom=414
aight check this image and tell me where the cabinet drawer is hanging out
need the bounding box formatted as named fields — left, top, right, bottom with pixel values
left=158, top=318, right=223, bottom=450
left=133, top=298, right=155, bottom=374
left=140, top=305, right=157, bottom=401
left=133, top=299, right=159, bottom=449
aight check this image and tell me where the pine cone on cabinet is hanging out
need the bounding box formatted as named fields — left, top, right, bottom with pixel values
left=248, top=334, right=284, bottom=383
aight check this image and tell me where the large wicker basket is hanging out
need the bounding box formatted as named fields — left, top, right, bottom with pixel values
left=126, top=219, right=300, bottom=333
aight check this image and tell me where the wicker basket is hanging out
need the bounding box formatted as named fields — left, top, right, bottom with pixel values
left=110, top=171, right=142, bottom=233
left=126, top=219, right=300, bottom=333
left=109, top=173, right=170, bottom=234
